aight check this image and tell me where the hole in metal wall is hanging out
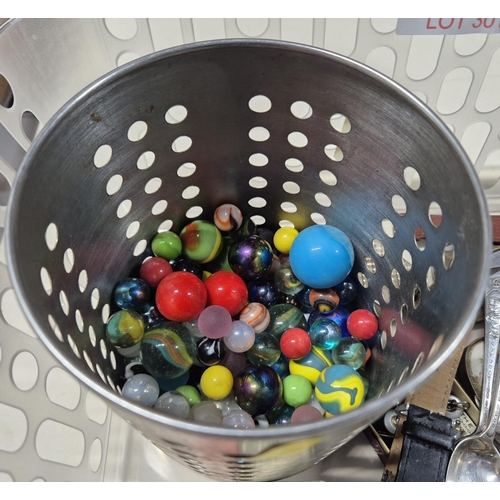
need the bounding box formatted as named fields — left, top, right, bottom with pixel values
left=248, top=95, right=272, bottom=113
left=0, top=74, right=13, bottom=108
left=290, top=101, right=313, bottom=120
left=373, top=238, right=385, bottom=257
left=165, top=105, right=188, bottom=124
left=21, top=110, right=42, bottom=142
left=443, top=242, right=455, bottom=270
left=426, top=266, right=436, bottom=291
left=0, top=122, right=25, bottom=170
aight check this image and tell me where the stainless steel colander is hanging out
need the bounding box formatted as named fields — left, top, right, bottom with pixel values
left=5, top=39, right=491, bottom=481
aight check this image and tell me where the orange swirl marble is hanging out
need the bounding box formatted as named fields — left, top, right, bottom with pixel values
left=140, top=323, right=197, bottom=379
left=213, top=203, right=243, bottom=232
left=239, top=302, right=271, bottom=333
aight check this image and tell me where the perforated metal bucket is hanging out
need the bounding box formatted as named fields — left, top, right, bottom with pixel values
left=6, top=39, right=491, bottom=481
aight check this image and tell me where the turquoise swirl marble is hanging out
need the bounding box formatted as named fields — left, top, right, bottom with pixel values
left=331, top=337, right=367, bottom=370
left=315, top=365, right=365, bottom=415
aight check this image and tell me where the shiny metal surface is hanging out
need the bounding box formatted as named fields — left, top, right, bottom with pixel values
left=478, top=271, right=500, bottom=437
left=103, top=413, right=384, bottom=481
left=5, top=38, right=491, bottom=481
left=446, top=271, right=500, bottom=482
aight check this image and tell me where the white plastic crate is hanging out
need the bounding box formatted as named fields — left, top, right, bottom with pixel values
left=0, top=18, right=498, bottom=482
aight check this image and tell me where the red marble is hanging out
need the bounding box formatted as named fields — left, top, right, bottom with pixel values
left=204, top=271, right=248, bottom=317
left=155, top=271, right=207, bottom=322
left=139, top=257, right=173, bottom=288
left=280, top=327, right=311, bottom=360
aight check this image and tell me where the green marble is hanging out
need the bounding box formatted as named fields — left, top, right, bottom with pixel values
left=283, top=374, right=313, bottom=407
left=246, top=332, right=281, bottom=366
left=175, top=385, right=202, bottom=407
left=152, top=231, right=182, bottom=260
left=264, top=303, right=307, bottom=340
left=180, top=220, right=222, bottom=264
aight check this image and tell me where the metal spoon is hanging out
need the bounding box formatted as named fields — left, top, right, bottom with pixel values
left=446, top=270, right=500, bottom=482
